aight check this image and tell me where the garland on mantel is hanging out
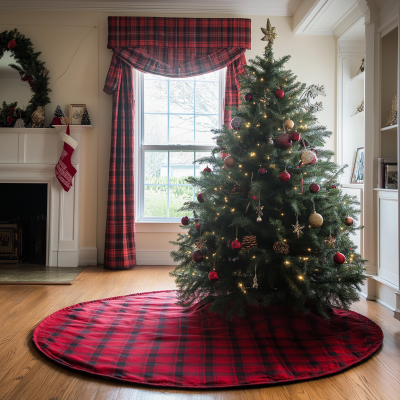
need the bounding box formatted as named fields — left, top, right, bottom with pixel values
left=0, top=29, right=51, bottom=126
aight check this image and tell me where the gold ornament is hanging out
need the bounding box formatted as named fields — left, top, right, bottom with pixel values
left=292, top=217, right=305, bottom=238
left=325, top=234, right=337, bottom=247
left=241, top=235, right=257, bottom=249
left=273, top=241, right=289, bottom=255
left=61, top=115, right=71, bottom=125
left=309, top=212, right=323, bottom=228
left=252, top=264, right=258, bottom=289
left=260, top=89, right=270, bottom=108
left=31, top=106, right=45, bottom=128
left=196, top=237, right=207, bottom=251
left=385, top=95, right=398, bottom=127
left=261, top=19, right=278, bottom=46
left=357, top=57, right=364, bottom=75
left=224, top=155, right=236, bottom=168
left=284, top=119, right=294, bottom=130
left=301, top=150, right=317, bottom=165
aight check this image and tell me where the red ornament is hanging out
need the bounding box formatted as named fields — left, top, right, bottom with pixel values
left=231, top=239, right=241, bottom=250
left=7, top=116, right=15, bottom=126
left=181, top=216, right=190, bottom=226
left=197, top=193, right=205, bottom=203
left=275, top=89, right=285, bottom=99
left=258, top=167, right=266, bottom=175
left=309, top=183, right=320, bottom=193
left=279, top=171, right=291, bottom=183
left=290, top=131, right=300, bottom=142
left=334, top=253, right=346, bottom=264
left=244, top=92, right=253, bottom=102
left=208, top=271, right=219, bottom=281
left=192, top=250, right=204, bottom=263
left=252, top=195, right=259, bottom=201
left=276, top=133, right=292, bottom=150
left=331, top=184, right=337, bottom=189
left=7, top=39, right=16, bottom=49
left=344, top=217, right=354, bottom=226
left=203, top=166, right=212, bottom=173
left=196, top=223, right=201, bottom=231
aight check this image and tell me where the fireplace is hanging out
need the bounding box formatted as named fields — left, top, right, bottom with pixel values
left=0, top=183, right=47, bottom=264
left=0, top=126, right=88, bottom=267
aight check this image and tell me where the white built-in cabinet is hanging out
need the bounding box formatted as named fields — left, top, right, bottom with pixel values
left=338, top=2, right=400, bottom=320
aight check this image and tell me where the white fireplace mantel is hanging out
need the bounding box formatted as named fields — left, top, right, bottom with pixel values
left=0, top=126, right=92, bottom=267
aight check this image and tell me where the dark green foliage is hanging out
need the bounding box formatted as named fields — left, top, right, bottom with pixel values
left=53, top=105, right=65, bottom=118
left=170, top=43, right=365, bottom=320
left=0, top=101, right=26, bottom=127
left=81, top=108, right=91, bottom=125
left=0, top=29, right=51, bottom=125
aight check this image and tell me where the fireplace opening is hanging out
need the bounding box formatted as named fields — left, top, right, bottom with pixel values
left=0, top=183, right=47, bottom=265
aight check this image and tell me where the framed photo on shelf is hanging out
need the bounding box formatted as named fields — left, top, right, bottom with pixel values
left=351, top=147, right=364, bottom=184
left=385, top=164, right=398, bottom=189
left=69, top=104, right=86, bottom=125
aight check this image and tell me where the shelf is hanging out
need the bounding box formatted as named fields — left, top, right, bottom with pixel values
left=351, top=71, right=365, bottom=82
left=380, top=124, right=398, bottom=132
left=374, top=188, right=398, bottom=192
left=351, top=111, right=364, bottom=118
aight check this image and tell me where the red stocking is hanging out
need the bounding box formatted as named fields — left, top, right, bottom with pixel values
left=55, top=125, right=78, bottom=192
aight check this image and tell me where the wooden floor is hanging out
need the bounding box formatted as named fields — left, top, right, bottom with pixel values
left=1, top=265, right=400, bottom=400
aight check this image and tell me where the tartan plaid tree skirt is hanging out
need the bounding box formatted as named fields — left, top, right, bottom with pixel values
left=33, top=291, right=383, bottom=388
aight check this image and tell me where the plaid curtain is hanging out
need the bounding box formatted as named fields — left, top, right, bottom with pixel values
left=103, top=16, right=251, bottom=269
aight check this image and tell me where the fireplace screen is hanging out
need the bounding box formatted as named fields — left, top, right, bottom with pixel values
left=0, top=183, right=47, bottom=265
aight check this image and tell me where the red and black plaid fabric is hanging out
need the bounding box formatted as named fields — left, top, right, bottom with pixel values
left=33, top=291, right=383, bottom=388
left=104, top=62, right=136, bottom=269
left=103, top=17, right=250, bottom=269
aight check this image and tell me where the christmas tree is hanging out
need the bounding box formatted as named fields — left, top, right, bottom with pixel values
left=81, top=108, right=91, bottom=125
left=170, top=20, right=365, bottom=320
left=53, top=105, right=65, bottom=118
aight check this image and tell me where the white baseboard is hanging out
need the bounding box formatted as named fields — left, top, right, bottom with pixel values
left=136, top=250, right=176, bottom=266
left=376, top=298, right=395, bottom=312
left=79, top=247, right=98, bottom=266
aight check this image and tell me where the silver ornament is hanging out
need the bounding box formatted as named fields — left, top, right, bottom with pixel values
left=14, top=118, right=25, bottom=128
left=301, top=150, right=317, bottom=165
left=269, top=137, right=274, bottom=145
left=231, top=117, right=244, bottom=130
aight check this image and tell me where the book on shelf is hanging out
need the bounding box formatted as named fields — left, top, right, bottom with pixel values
left=377, top=158, right=397, bottom=189
left=385, top=164, right=398, bottom=189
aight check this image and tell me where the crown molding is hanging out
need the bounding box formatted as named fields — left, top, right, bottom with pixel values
left=0, top=0, right=300, bottom=16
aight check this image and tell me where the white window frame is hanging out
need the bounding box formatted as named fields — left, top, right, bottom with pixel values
left=135, top=68, right=226, bottom=223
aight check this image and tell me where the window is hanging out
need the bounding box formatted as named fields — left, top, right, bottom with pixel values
left=136, top=69, right=225, bottom=221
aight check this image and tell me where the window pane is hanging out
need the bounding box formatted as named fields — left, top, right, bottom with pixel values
left=169, top=186, right=194, bottom=217
left=195, top=71, right=219, bottom=81
left=195, top=115, right=218, bottom=145
left=169, top=114, right=194, bottom=144
left=144, top=80, right=168, bottom=113
left=169, top=152, right=194, bottom=184
left=169, top=80, right=194, bottom=113
left=145, top=151, right=168, bottom=184
left=195, top=151, right=211, bottom=176
left=196, top=81, right=219, bottom=114
left=144, top=185, right=168, bottom=217
left=144, top=114, right=168, bottom=145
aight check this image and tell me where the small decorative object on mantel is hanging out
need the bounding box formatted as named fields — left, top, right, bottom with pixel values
left=357, top=57, right=364, bottom=75
left=14, top=112, right=25, bottom=128
left=31, top=106, right=45, bottom=128
left=0, top=101, right=24, bottom=127
left=61, top=115, right=71, bottom=125
left=385, top=95, right=398, bottom=127
left=69, top=104, right=86, bottom=125
left=80, top=108, right=91, bottom=125
left=356, top=99, right=364, bottom=114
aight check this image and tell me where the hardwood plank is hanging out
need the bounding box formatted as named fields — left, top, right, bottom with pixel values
left=0, top=265, right=399, bottom=400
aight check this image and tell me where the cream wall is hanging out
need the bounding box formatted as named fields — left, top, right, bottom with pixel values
left=0, top=11, right=336, bottom=265
left=0, top=11, right=99, bottom=252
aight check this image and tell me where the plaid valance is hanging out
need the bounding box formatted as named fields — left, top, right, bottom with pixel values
left=107, top=17, right=251, bottom=49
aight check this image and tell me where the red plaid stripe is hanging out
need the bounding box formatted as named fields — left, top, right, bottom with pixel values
left=103, top=18, right=250, bottom=269
left=104, top=62, right=136, bottom=269
left=107, top=17, right=251, bottom=49
left=33, top=290, right=383, bottom=388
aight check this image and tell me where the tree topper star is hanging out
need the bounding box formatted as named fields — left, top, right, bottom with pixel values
left=261, top=19, right=278, bottom=46
left=292, top=220, right=305, bottom=238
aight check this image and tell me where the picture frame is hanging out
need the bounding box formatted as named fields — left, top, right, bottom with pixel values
left=385, top=164, right=398, bottom=189
left=351, top=147, right=364, bottom=184
left=69, top=104, right=86, bottom=125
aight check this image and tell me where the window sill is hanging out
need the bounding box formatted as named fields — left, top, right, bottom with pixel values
left=135, top=221, right=183, bottom=233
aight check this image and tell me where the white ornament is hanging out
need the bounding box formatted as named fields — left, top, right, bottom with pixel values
left=231, top=117, right=244, bottom=130
left=14, top=118, right=25, bottom=128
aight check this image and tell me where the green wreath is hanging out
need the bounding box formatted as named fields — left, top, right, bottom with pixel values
left=0, top=28, right=51, bottom=126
